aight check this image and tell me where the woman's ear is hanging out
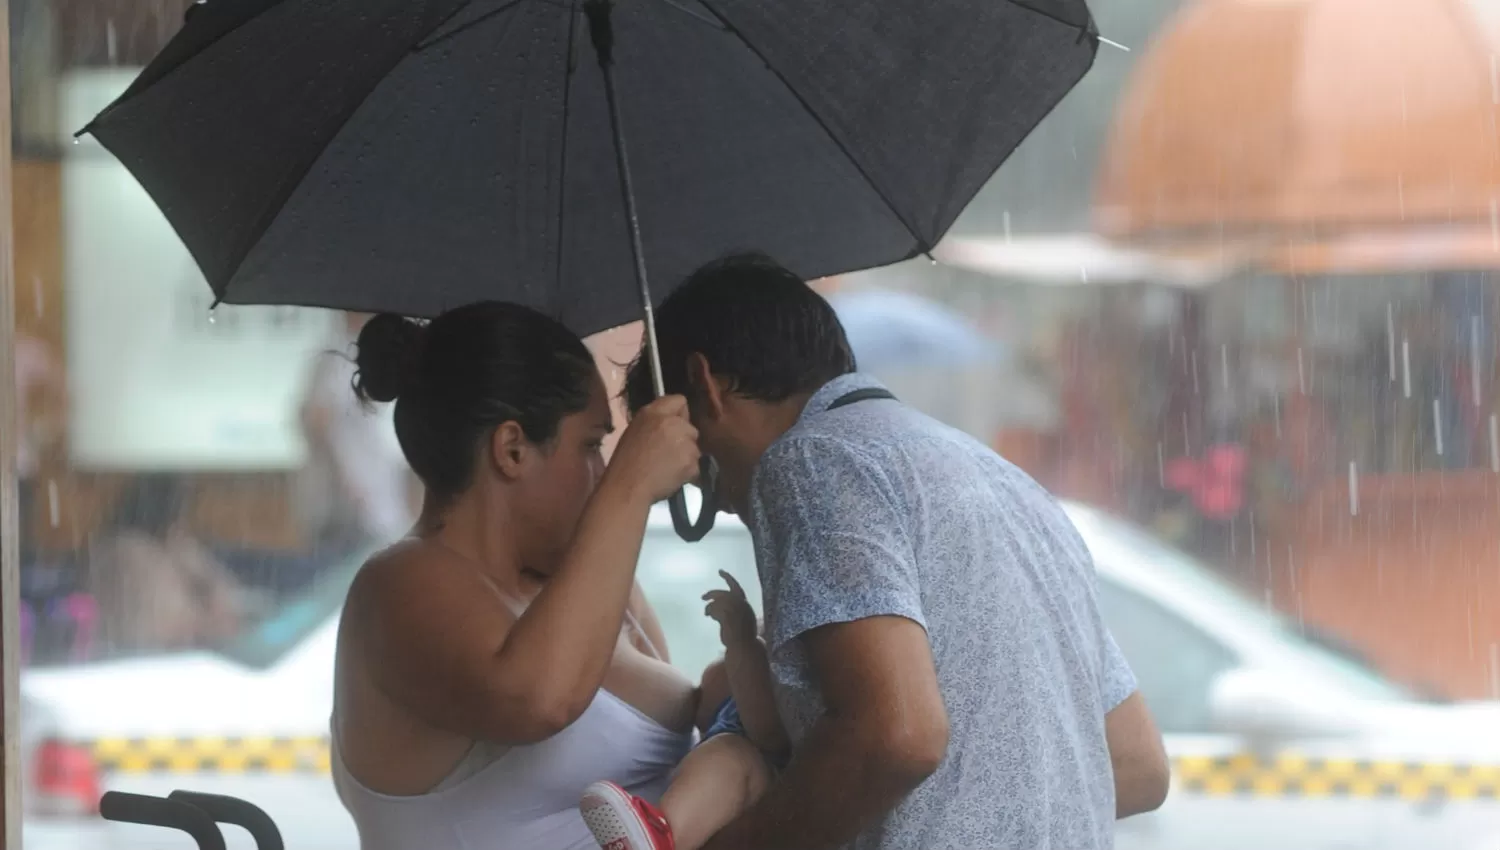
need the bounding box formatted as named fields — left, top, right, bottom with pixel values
left=490, top=421, right=531, bottom=480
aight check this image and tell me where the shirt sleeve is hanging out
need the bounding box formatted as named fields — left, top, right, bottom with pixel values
left=750, top=435, right=925, bottom=656
left=1098, top=617, right=1138, bottom=712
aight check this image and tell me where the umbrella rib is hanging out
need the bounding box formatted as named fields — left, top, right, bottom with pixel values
left=79, top=0, right=297, bottom=133
left=1003, top=0, right=1096, bottom=42
left=646, top=0, right=726, bottom=29
left=551, top=3, right=580, bottom=322
left=926, top=9, right=1098, bottom=236
left=695, top=0, right=931, bottom=254
left=415, top=0, right=527, bottom=51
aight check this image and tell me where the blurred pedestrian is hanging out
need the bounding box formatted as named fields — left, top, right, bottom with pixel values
left=87, top=474, right=264, bottom=653
left=296, top=311, right=417, bottom=554
left=13, top=330, right=62, bottom=560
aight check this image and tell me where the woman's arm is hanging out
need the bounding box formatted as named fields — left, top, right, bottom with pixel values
left=359, top=473, right=654, bottom=744
left=358, top=397, right=700, bottom=745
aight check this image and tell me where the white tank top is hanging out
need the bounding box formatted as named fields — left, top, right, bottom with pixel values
left=332, top=612, right=693, bottom=850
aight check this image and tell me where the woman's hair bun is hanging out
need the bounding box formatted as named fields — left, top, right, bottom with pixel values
left=354, top=313, right=427, bottom=404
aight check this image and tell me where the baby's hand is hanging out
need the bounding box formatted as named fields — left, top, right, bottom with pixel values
left=703, top=570, right=758, bottom=648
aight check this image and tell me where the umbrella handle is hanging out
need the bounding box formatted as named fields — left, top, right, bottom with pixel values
left=669, top=457, right=717, bottom=542
left=100, top=791, right=227, bottom=850
left=169, top=791, right=284, bottom=850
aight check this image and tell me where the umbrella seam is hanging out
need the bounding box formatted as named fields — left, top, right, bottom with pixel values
left=694, top=0, right=931, bottom=253
left=552, top=2, right=580, bottom=323
left=217, top=0, right=527, bottom=306
left=647, top=0, right=726, bottom=29
left=416, top=0, right=530, bottom=51
left=1005, top=1, right=1095, bottom=41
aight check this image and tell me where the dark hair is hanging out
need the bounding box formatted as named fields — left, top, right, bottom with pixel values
left=112, top=473, right=189, bottom=538
left=624, top=253, right=855, bottom=414
left=354, top=303, right=598, bottom=500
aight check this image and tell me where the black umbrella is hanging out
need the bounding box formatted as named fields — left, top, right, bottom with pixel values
left=79, top=0, right=1099, bottom=539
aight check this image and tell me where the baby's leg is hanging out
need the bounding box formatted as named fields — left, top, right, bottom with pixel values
left=661, top=735, right=771, bottom=850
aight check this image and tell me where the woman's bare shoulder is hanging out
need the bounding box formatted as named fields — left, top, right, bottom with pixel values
left=345, top=540, right=489, bottom=621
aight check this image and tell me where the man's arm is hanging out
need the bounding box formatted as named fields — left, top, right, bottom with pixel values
left=1093, top=617, right=1169, bottom=818
left=702, top=615, right=948, bottom=850
left=1107, top=692, right=1169, bottom=817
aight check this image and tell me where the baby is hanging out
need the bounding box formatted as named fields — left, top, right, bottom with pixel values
left=580, top=571, right=787, bottom=850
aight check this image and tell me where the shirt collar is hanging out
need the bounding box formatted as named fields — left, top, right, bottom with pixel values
left=797, top=372, right=888, bottom=426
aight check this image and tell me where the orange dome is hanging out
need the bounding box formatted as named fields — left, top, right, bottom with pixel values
left=1095, top=0, right=1500, bottom=240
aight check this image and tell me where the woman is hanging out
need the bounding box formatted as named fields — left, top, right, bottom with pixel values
left=331, top=302, right=703, bottom=850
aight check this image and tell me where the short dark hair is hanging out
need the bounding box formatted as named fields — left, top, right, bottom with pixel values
left=624, top=253, right=855, bottom=414
left=354, top=302, right=597, bottom=501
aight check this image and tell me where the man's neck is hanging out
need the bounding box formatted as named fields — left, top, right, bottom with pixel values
left=733, top=392, right=816, bottom=485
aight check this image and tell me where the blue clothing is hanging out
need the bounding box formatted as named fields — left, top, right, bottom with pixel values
left=702, top=696, right=745, bottom=741
left=745, top=373, right=1137, bottom=850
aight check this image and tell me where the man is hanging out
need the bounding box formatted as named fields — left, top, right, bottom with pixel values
left=623, top=254, right=1169, bottom=850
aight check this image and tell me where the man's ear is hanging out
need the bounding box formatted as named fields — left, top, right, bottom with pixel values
left=686, top=352, right=729, bottom=420
left=489, top=421, right=531, bottom=481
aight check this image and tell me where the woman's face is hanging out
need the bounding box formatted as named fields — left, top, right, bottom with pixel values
left=513, top=371, right=614, bottom=576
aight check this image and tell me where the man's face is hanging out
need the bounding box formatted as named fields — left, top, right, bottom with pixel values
left=687, top=394, right=756, bottom=517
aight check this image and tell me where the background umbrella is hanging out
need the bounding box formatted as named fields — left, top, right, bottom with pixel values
left=79, top=0, right=1100, bottom=538
left=829, top=289, right=1008, bottom=371
left=829, top=288, right=1057, bottom=443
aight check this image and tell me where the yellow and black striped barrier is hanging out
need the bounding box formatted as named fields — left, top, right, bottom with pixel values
left=1174, top=755, right=1500, bottom=800
left=90, top=737, right=331, bottom=776
left=82, top=739, right=1500, bottom=801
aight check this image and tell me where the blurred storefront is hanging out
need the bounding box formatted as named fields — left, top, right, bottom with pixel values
left=1088, top=0, right=1500, bottom=699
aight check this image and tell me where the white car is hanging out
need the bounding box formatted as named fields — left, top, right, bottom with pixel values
left=20, top=501, right=1500, bottom=850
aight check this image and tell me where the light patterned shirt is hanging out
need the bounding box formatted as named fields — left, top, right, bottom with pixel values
left=747, top=373, right=1136, bottom=850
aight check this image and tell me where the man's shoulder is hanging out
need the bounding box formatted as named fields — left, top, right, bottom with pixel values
left=754, top=429, right=892, bottom=499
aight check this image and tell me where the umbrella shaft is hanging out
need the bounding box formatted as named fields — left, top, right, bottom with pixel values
left=588, top=0, right=667, bottom=399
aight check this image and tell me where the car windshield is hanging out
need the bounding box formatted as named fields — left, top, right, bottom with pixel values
left=219, top=547, right=374, bottom=670
left=219, top=524, right=760, bottom=673
left=1068, top=505, right=1415, bottom=702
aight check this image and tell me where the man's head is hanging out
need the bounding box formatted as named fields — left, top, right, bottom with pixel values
left=624, top=253, right=856, bottom=513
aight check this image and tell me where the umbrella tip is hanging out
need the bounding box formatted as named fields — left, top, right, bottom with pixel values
left=1098, top=35, right=1131, bottom=52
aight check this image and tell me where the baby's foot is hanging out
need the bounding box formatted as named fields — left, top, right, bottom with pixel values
left=580, top=780, right=676, bottom=850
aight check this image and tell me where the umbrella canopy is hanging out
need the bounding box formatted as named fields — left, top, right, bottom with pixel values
left=829, top=288, right=1007, bottom=371
left=1094, top=0, right=1500, bottom=242
left=81, top=0, right=1099, bottom=337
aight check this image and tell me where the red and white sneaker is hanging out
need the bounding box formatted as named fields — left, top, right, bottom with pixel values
left=580, top=780, right=676, bottom=850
